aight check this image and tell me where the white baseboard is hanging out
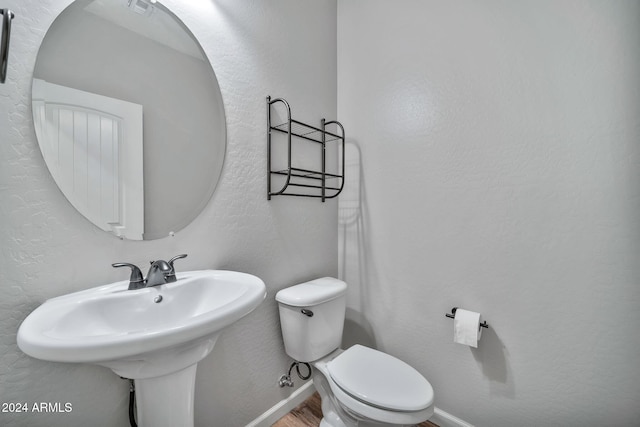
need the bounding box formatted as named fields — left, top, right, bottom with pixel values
left=245, top=381, right=316, bottom=427
left=245, top=382, right=472, bottom=427
left=430, top=407, right=474, bottom=427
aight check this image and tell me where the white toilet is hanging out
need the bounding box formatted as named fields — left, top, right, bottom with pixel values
left=276, top=277, right=434, bottom=427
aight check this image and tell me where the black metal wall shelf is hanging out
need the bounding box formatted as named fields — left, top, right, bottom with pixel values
left=267, top=96, right=345, bottom=202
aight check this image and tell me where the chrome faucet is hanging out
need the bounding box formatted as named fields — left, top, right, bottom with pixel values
left=112, top=254, right=188, bottom=290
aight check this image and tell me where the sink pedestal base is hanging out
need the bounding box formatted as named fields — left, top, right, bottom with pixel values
left=103, top=335, right=220, bottom=427
left=135, top=364, right=197, bottom=427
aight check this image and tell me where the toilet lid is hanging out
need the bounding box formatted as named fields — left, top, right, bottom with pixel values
left=327, top=345, right=433, bottom=412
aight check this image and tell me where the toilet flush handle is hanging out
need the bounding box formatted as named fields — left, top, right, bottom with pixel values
left=300, top=309, right=314, bottom=317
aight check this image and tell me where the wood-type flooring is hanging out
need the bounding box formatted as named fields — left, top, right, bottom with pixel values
left=272, top=392, right=438, bottom=427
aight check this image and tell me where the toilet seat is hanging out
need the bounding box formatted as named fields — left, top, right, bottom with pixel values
left=327, top=344, right=434, bottom=412
left=314, top=345, right=434, bottom=425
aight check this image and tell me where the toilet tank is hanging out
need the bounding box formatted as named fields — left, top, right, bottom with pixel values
left=275, top=277, right=347, bottom=362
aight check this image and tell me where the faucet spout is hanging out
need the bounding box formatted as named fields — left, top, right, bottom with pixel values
left=146, top=260, right=174, bottom=287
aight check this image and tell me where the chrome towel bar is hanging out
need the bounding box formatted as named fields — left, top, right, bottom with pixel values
left=1, top=8, right=15, bottom=84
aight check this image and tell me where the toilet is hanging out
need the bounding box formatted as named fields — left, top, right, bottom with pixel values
left=276, top=277, right=434, bottom=427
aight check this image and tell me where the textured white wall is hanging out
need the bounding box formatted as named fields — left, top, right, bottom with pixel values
left=338, top=1, right=640, bottom=425
left=0, top=1, right=337, bottom=426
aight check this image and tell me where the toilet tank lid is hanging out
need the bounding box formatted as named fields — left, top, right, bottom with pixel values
left=276, top=277, right=347, bottom=307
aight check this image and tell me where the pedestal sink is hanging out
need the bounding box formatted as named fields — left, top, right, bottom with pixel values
left=17, top=270, right=266, bottom=427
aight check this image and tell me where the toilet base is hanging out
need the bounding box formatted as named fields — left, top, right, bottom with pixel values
left=320, top=418, right=344, bottom=427
left=313, top=363, right=354, bottom=427
left=319, top=415, right=415, bottom=427
left=315, top=362, right=399, bottom=427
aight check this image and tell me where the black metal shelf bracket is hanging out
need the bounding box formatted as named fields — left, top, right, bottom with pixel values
left=267, top=96, right=345, bottom=202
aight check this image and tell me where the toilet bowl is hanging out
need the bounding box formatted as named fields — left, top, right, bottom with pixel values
left=276, top=278, right=434, bottom=427
left=314, top=345, right=434, bottom=427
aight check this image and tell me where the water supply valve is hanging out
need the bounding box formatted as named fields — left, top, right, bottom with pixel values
left=278, top=374, right=294, bottom=388
left=277, top=361, right=312, bottom=387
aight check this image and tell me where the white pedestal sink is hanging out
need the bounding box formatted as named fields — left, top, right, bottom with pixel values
left=17, top=270, right=266, bottom=427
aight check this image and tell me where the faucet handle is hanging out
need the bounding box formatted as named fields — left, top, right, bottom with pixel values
left=112, top=262, right=145, bottom=290
left=168, top=254, right=188, bottom=269
left=163, top=254, right=187, bottom=284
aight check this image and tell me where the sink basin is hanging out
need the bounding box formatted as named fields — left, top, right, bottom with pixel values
left=18, top=270, right=266, bottom=369
left=17, top=270, right=266, bottom=427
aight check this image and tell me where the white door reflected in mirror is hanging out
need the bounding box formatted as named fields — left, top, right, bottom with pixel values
left=33, top=79, right=144, bottom=239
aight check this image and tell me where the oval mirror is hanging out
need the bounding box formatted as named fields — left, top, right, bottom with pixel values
left=31, top=0, right=226, bottom=240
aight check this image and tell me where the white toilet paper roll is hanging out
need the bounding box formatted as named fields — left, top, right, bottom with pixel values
left=453, top=308, right=483, bottom=348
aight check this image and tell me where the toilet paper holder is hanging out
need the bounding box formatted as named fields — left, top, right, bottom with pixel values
left=445, top=307, right=489, bottom=329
